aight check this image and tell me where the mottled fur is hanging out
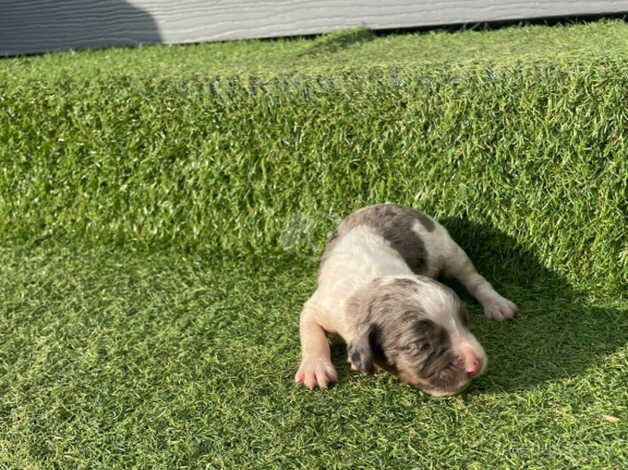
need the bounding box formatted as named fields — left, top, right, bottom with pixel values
left=321, top=204, right=434, bottom=274
left=345, top=276, right=476, bottom=395
left=296, top=204, right=517, bottom=395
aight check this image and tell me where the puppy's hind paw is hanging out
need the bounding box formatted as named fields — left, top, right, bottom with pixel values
left=295, top=357, right=337, bottom=390
left=483, top=296, right=518, bottom=321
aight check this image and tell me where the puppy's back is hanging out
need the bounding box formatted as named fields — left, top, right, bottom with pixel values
left=320, top=203, right=445, bottom=276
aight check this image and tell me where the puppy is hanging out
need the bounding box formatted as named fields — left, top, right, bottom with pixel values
left=295, top=204, right=517, bottom=396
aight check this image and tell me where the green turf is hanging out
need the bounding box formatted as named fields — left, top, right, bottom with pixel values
left=1, top=19, right=627, bottom=468
left=2, top=20, right=627, bottom=81
left=0, top=247, right=626, bottom=467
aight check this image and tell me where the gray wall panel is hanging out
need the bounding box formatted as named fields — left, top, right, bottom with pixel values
left=1, top=1, right=627, bottom=56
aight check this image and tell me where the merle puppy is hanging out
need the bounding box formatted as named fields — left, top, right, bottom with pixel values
left=295, top=204, right=517, bottom=396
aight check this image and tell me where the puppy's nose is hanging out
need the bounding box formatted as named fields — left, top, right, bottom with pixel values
left=464, top=351, right=482, bottom=377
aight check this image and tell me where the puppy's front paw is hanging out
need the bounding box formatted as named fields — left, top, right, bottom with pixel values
left=295, top=357, right=337, bottom=390
left=483, top=295, right=518, bottom=321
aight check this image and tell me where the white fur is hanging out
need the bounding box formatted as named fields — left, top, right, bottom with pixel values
left=314, top=225, right=413, bottom=336
left=314, top=218, right=479, bottom=335
left=297, top=208, right=517, bottom=390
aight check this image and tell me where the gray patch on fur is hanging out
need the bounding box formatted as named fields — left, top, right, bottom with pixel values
left=320, top=204, right=435, bottom=274
left=458, top=305, right=470, bottom=327
left=345, top=275, right=470, bottom=393
left=346, top=277, right=444, bottom=363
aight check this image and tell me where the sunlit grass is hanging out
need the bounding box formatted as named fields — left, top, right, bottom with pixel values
left=0, top=20, right=626, bottom=467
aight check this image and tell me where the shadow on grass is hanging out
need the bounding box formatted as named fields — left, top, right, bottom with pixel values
left=328, top=218, right=625, bottom=394
left=298, top=28, right=376, bottom=58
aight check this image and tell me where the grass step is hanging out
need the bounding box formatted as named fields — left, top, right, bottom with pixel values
left=2, top=22, right=626, bottom=297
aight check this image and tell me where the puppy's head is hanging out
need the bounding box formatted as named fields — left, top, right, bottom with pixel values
left=346, top=276, right=486, bottom=396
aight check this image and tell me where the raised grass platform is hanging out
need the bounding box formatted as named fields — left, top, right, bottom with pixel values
left=0, top=20, right=626, bottom=467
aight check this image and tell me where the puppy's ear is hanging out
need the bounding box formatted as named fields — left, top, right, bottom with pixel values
left=347, top=324, right=381, bottom=373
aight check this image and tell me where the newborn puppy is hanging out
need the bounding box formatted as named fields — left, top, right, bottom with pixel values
left=295, top=204, right=517, bottom=396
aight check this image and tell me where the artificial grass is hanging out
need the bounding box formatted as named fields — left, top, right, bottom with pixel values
left=0, top=247, right=626, bottom=467
left=1, top=22, right=626, bottom=297
left=1, top=20, right=627, bottom=81
left=0, top=19, right=627, bottom=468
